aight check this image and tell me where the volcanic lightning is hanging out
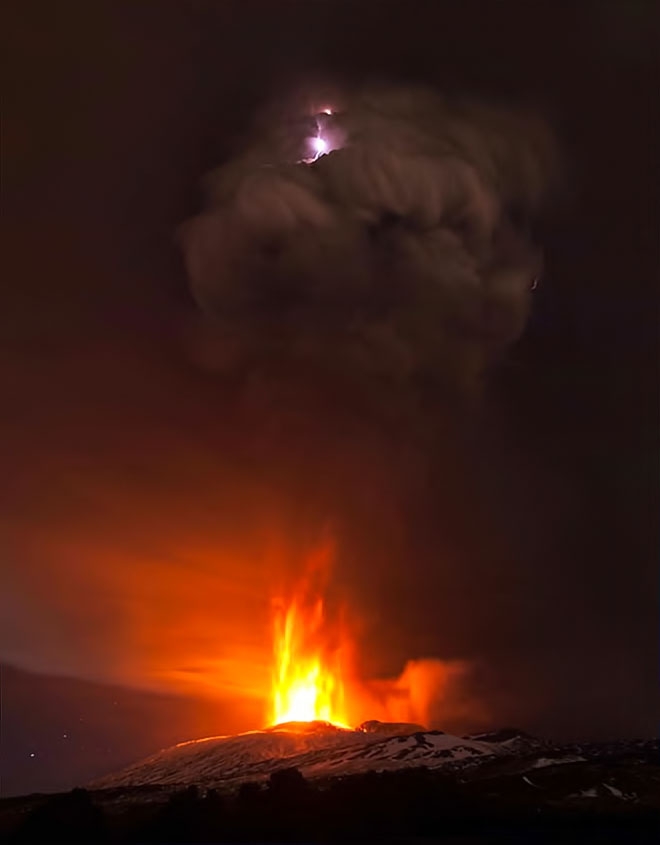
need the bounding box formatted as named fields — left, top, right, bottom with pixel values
left=301, top=109, right=335, bottom=163
left=311, top=135, right=328, bottom=158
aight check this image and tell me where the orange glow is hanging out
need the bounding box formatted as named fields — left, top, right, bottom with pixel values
left=270, top=538, right=350, bottom=727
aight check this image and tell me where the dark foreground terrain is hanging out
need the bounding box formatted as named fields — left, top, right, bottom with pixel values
left=2, top=739, right=658, bottom=843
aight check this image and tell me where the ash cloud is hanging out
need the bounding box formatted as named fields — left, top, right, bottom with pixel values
left=180, top=85, right=555, bottom=420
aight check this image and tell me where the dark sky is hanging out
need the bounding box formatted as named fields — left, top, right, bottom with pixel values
left=2, top=0, right=658, bottom=797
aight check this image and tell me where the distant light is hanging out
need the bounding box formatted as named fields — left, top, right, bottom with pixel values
left=321, top=108, right=332, bottom=115
left=29, top=752, right=35, bottom=758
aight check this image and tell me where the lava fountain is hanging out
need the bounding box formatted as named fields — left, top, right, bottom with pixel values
left=270, top=536, right=350, bottom=728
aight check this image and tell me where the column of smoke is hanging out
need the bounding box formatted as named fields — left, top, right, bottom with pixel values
left=179, top=84, right=557, bottom=728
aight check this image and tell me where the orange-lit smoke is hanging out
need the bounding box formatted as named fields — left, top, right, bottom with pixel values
left=3, top=462, right=482, bottom=737
left=267, top=534, right=481, bottom=732
left=353, top=658, right=481, bottom=730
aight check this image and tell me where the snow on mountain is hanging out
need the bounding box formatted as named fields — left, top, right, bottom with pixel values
left=530, top=755, right=586, bottom=769
left=92, top=719, right=659, bottom=803
left=465, top=728, right=541, bottom=752
left=92, top=721, right=540, bottom=791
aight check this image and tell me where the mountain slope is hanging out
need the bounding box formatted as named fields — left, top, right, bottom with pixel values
left=93, top=721, right=545, bottom=790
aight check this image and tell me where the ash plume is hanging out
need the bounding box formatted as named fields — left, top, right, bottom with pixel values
left=174, top=84, right=560, bottom=731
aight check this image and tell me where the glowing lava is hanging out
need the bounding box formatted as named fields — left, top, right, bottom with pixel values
left=270, top=538, right=350, bottom=728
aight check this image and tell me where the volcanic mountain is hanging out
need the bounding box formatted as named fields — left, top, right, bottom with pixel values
left=94, top=720, right=505, bottom=791
left=4, top=721, right=656, bottom=844
left=91, top=720, right=656, bottom=800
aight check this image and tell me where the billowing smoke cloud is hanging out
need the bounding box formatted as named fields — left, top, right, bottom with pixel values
left=180, top=85, right=555, bottom=420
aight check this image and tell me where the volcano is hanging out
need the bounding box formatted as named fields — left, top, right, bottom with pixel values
left=93, top=720, right=546, bottom=791
left=5, top=722, right=656, bottom=844
left=85, top=540, right=658, bottom=816
left=87, top=718, right=660, bottom=830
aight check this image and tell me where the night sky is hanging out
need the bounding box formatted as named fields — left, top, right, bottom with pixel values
left=3, top=1, right=658, bottom=797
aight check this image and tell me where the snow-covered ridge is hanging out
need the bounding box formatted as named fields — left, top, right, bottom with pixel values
left=91, top=721, right=659, bottom=812
left=92, top=721, right=542, bottom=790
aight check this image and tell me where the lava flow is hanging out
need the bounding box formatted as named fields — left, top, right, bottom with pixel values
left=270, top=538, right=350, bottom=728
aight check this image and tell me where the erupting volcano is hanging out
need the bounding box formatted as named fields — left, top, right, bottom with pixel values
left=266, top=534, right=467, bottom=734
left=270, top=537, right=350, bottom=729
left=94, top=548, right=659, bottom=806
